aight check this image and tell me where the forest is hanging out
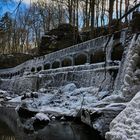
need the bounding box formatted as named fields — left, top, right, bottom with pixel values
left=0, top=0, right=139, bottom=54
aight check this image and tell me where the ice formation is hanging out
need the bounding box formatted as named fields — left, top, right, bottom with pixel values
left=105, top=33, right=140, bottom=140
left=14, top=84, right=100, bottom=117
left=106, top=91, right=140, bottom=140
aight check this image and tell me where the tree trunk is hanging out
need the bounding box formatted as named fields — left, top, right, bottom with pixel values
left=120, top=0, right=122, bottom=19
left=125, top=0, right=129, bottom=24
left=109, top=0, right=115, bottom=30
left=116, top=0, right=118, bottom=19
left=90, top=0, right=95, bottom=39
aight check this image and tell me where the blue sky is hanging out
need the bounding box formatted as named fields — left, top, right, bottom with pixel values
left=0, top=0, right=30, bottom=16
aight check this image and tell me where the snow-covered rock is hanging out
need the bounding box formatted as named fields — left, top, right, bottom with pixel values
left=9, top=96, right=22, bottom=103
left=16, top=85, right=107, bottom=118
left=35, top=113, right=50, bottom=122
left=60, top=83, right=77, bottom=93
left=5, top=96, right=12, bottom=101
left=38, top=88, right=48, bottom=93
left=14, top=83, right=128, bottom=136
left=105, top=91, right=140, bottom=140
left=0, top=89, right=7, bottom=95
left=0, top=89, right=17, bottom=102
left=21, top=91, right=38, bottom=100
left=81, top=102, right=126, bottom=136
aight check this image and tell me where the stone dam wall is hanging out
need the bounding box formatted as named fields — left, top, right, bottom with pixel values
left=0, top=29, right=126, bottom=79
left=0, top=29, right=129, bottom=94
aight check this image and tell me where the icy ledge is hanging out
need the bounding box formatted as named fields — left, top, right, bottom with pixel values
left=106, top=91, right=140, bottom=140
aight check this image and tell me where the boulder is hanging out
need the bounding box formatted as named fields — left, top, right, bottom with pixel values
left=81, top=103, right=126, bottom=136
left=35, top=113, right=50, bottom=122
left=17, top=106, right=38, bottom=118
left=33, top=113, right=50, bottom=130
left=21, top=91, right=38, bottom=100
left=61, top=83, right=77, bottom=93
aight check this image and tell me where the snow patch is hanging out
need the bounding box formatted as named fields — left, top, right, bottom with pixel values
left=35, top=113, right=50, bottom=122
left=9, top=96, right=22, bottom=103
left=60, top=83, right=77, bottom=93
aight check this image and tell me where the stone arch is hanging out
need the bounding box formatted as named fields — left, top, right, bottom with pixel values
left=17, top=71, right=20, bottom=75
left=1, top=75, right=4, bottom=78
left=3, top=74, right=6, bottom=78
left=6, top=74, right=9, bottom=78
left=31, top=67, right=36, bottom=72
left=44, top=63, right=50, bottom=70
left=111, top=43, right=124, bottom=61
left=52, top=61, right=61, bottom=69
left=4, top=74, right=7, bottom=78
left=3, top=75, right=5, bottom=78
left=37, top=66, right=42, bottom=72
left=21, top=68, right=25, bottom=74
left=21, top=69, right=24, bottom=74
left=5, top=74, right=7, bottom=78
left=75, top=53, right=88, bottom=65
left=62, top=57, right=72, bottom=67
left=90, top=50, right=105, bottom=63
left=7, top=73, right=10, bottom=78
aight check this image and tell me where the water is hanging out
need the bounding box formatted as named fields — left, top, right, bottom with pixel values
left=0, top=107, right=105, bottom=140
left=0, top=121, right=15, bottom=140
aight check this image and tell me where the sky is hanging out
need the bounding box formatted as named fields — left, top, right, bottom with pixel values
left=0, top=0, right=50, bottom=15
left=0, top=0, right=29, bottom=16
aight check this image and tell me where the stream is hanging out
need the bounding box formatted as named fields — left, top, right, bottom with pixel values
left=0, top=107, right=105, bottom=140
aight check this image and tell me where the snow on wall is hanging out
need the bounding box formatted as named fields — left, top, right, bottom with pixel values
left=0, top=29, right=127, bottom=79
left=39, top=61, right=120, bottom=75
left=119, top=34, right=140, bottom=101
left=113, top=32, right=133, bottom=90
left=0, top=63, right=119, bottom=94
left=39, top=65, right=119, bottom=89
left=0, top=76, right=39, bottom=95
